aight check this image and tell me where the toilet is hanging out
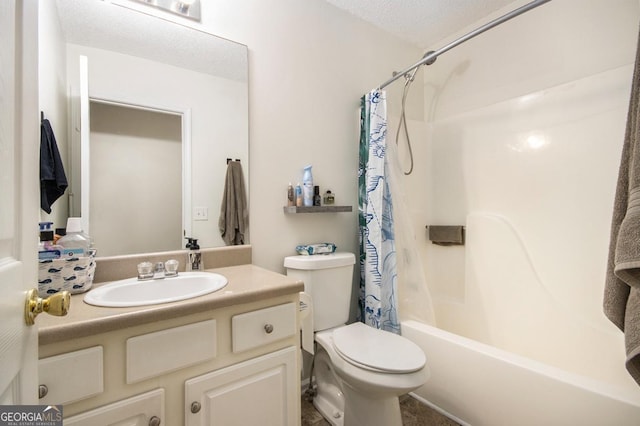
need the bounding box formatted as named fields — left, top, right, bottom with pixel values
left=284, top=252, right=428, bottom=426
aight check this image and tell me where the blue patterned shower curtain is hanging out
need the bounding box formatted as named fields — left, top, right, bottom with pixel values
left=358, top=89, right=400, bottom=334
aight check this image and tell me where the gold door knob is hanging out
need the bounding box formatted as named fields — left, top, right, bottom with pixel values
left=25, top=289, right=70, bottom=326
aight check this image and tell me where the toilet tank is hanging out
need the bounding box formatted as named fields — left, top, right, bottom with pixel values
left=284, top=252, right=355, bottom=331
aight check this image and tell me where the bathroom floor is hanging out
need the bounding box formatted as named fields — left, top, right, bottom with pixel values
left=301, top=394, right=460, bottom=426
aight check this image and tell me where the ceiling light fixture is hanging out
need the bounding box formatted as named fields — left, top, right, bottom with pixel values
left=130, top=0, right=201, bottom=21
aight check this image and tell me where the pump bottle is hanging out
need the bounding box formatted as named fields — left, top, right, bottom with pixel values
left=185, top=237, right=203, bottom=271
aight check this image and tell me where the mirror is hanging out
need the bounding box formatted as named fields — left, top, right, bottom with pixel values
left=46, top=0, right=249, bottom=256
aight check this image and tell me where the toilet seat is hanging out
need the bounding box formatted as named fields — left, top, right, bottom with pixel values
left=332, top=322, right=426, bottom=373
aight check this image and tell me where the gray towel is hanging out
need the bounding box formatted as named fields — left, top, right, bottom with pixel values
left=604, top=28, right=640, bottom=386
left=218, top=161, right=248, bottom=245
left=427, top=225, right=464, bottom=246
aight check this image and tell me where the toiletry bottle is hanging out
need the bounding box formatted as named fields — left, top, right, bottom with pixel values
left=302, top=165, right=313, bottom=207
left=185, top=237, right=203, bottom=271
left=287, top=182, right=294, bottom=207
left=313, top=185, right=321, bottom=206
left=57, top=217, right=91, bottom=257
left=38, top=230, right=62, bottom=260
left=295, top=183, right=303, bottom=207
left=323, top=190, right=335, bottom=205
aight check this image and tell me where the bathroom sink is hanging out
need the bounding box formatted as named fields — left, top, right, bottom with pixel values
left=83, top=272, right=228, bottom=307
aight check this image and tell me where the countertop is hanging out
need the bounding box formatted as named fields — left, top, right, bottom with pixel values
left=38, top=264, right=303, bottom=346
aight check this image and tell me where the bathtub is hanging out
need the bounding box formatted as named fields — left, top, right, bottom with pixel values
left=396, top=212, right=640, bottom=425
left=402, top=320, right=640, bottom=426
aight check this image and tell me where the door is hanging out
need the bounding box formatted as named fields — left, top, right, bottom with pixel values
left=0, top=0, right=40, bottom=404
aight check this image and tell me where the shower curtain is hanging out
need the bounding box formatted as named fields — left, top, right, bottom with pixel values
left=358, top=89, right=400, bottom=334
left=358, top=90, right=436, bottom=332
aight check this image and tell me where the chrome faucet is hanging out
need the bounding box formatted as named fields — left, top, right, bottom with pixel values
left=137, top=259, right=179, bottom=281
left=153, top=262, right=166, bottom=279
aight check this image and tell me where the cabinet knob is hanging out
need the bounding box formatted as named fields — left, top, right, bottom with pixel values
left=38, top=384, right=48, bottom=399
left=264, top=323, right=274, bottom=334
left=148, top=416, right=161, bottom=426
left=190, top=401, right=201, bottom=414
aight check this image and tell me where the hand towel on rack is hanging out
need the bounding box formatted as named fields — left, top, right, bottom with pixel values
left=427, top=225, right=464, bottom=246
left=604, top=28, right=640, bottom=386
left=40, top=118, right=68, bottom=214
left=218, top=160, right=248, bottom=245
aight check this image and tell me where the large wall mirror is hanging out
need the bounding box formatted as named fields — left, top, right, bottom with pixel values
left=41, top=0, right=249, bottom=257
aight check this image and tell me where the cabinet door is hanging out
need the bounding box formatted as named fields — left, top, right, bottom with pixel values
left=64, top=389, right=164, bottom=426
left=185, top=346, right=298, bottom=426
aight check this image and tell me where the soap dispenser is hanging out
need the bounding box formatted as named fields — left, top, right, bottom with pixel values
left=185, top=237, right=203, bottom=271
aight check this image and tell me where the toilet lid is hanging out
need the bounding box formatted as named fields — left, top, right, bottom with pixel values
left=332, top=322, right=426, bottom=373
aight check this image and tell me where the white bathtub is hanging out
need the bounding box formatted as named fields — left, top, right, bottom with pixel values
left=402, top=320, right=640, bottom=426
left=399, top=214, right=640, bottom=425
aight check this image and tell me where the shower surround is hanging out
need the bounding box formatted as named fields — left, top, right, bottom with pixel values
left=395, top=0, right=640, bottom=423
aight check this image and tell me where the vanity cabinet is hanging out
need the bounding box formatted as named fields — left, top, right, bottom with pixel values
left=185, top=346, right=297, bottom=426
left=38, top=287, right=301, bottom=426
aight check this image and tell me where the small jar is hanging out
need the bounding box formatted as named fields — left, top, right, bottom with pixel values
left=323, top=190, right=335, bottom=205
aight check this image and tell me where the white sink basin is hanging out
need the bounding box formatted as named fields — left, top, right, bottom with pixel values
left=84, top=272, right=228, bottom=307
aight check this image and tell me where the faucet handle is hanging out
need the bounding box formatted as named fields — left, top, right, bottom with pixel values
left=137, top=262, right=154, bottom=280
left=165, top=259, right=179, bottom=276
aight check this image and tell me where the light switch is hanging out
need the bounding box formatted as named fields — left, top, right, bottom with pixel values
left=194, top=207, right=208, bottom=221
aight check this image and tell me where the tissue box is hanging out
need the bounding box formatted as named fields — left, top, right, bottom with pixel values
left=295, top=243, right=337, bottom=255
left=38, top=251, right=96, bottom=297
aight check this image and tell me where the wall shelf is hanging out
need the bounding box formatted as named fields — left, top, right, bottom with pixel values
left=283, top=206, right=352, bottom=214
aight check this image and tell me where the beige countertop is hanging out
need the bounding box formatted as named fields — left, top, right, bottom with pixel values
left=38, top=264, right=303, bottom=346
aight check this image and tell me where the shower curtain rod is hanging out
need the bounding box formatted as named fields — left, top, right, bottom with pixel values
left=378, top=0, right=552, bottom=89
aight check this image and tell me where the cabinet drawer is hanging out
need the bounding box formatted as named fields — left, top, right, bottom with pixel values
left=39, top=346, right=103, bottom=405
left=232, top=303, right=296, bottom=353
left=65, top=388, right=164, bottom=426
left=127, top=319, right=217, bottom=384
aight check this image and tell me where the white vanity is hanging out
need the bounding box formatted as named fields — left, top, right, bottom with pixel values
left=38, top=260, right=303, bottom=425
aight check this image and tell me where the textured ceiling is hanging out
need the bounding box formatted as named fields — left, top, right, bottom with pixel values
left=55, top=0, right=247, bottom=82
left=322, top=0, right=519, bottom=49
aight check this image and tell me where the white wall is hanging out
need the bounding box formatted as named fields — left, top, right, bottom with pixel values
left=411, top=0, right=640, bottom=394
left=38, top=0, right=69, bottom=228
left=191, top=0, right=424, bottom=275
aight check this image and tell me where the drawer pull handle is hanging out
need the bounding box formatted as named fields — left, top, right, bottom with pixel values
left=149, top=416, right=161, bottom=426
left=191, top=401, right=201, bottom=414
left=264, top=323, right=274, bottom=334
left=38, top=384, right=48, bottom=399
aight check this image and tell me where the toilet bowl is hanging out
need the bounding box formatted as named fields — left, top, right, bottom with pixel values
left=284, top=252, right=429, bottom=426
left=312, top=322, right=428, bottom=426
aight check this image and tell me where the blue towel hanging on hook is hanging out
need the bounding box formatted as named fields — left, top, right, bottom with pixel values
left=40, top=116, right=68, bottom=214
